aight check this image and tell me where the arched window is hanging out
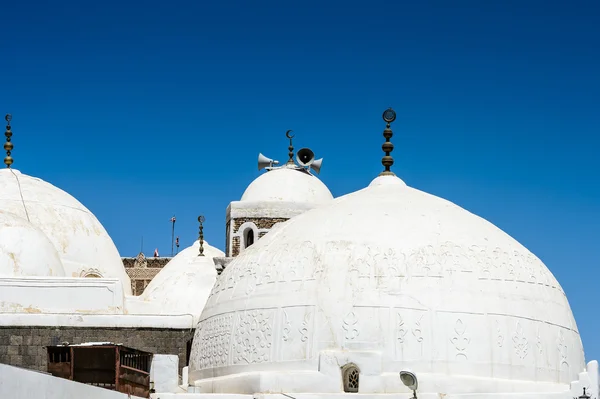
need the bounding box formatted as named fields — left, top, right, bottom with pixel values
left=81, top=269, right=103, bottom=278
left=245, top=228, right=255, bottom=248
left=342, top=363, right=360, bottom=393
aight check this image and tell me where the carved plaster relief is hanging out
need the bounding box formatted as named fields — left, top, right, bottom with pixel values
left=450, top=319, right=471, bottom=360
left=191, top=313, right=234, bottom=370
left=394, top=308, right=429, bottom=361
left=194, top=237, right=582, bottom=384
left=279, top=306, right=314, bottom=362
left=206, top=240, right=567, bottom=309
left=513, top=321, right=530, bottom=360
left=342, top=311, right=360, bottom=341
left=232, top=309, right=275, bottom=365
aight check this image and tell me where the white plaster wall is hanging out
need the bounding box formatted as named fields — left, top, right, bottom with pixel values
left=153, top=393, right=583, bottom=399
left=0, top=313, right=194, bottom=329
left=150, top=354, right=180, bottom=393
left=0, top=277, right=124, bottom=314
left=0, top=363, right=144, bottom=399
left=190, top=180, right=586, bottom=393
left=228, top=201, right=318, bottom=220
left=0, top=169, right=132, bottom=294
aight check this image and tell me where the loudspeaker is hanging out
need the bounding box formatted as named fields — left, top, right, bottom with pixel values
left=258, top=153, right=278, bottom=170
left=296, top=148, right=315, bottom=166
left=310, top=158, right=323, bottom=174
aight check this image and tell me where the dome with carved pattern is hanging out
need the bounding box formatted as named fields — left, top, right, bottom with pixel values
left=189, top=174, right=584, bottom=395
left=0, top=169, right=131, bottom=293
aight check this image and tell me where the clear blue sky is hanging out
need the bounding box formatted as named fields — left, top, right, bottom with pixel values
left=3, top=1, right=599, bottom=363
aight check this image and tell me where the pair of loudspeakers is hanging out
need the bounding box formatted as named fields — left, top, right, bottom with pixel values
left=258, top=148, right=322, bottom=174
left=296, top=148, right=322, bottom=174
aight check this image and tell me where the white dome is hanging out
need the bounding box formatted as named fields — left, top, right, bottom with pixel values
left=241, top=166, right=333, bottom=204
left=138, top=241, right=224, bottom=321
left=0, top=169, right=131, bottom=293
left=0, top=210, right=65, bottom=277
left=189, top=177, right=584, bottom=394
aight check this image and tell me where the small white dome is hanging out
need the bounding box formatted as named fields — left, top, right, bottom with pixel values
left=190, top=179, right=584, bottom=393
left=138, top=241, right=224, bottom=321
left=368, top=174, right=407, bottom=187
left=0, top=210, right=65, bottom=277
left=0, top=169, right=131, bottom=293
left=241, top=166, right=333, bottom=204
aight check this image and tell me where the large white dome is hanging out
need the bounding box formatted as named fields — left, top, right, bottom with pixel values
left=0, top=210, right=65, bottom=277
left=137, top=241, right=224, bottom=322
left=189, top=175, right=584, bottom=394
left=241, top=166, right=333, bottom=204
left=0, top=169, right=131, bottom=294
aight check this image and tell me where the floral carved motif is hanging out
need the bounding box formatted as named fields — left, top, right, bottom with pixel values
left=233, top=309, right=274, bottom=364
left=496, top=320, right=504, bottom=347
left=205, top=240, right=564, bottom=310
left=450, top=319, right=470, bottom=360
left=299, top=312, right=311, bottom=342
left=557, top=330, right=569, bottom=367
left=343, top=311, right=360, bottom=340
left=191, top=313, right=233, bottom=370
left=282, top=309, right=311, bottom=343
left=397, top=313, right=408, bottom=344
left=512, top=322, right=529, bottom=359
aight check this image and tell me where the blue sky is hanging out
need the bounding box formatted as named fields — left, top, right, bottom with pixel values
left=2, top=1, right=599, bottom=362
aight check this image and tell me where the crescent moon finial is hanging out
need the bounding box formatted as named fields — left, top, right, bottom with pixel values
left=286, top=130, right=295, bottom=164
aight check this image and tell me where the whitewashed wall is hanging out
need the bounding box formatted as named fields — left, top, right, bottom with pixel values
left=0, top=363, right=144, bottom=399
left=0, top=277, right=124, bottom=314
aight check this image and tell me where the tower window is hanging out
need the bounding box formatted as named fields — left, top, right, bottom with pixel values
left=342, top=364, right=360, bottom=393
left=245, top=229, right=255, bottom=248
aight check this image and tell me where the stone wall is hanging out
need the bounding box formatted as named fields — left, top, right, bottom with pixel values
left=0, top=326, right=193, bottom=375
left=233, top=217, right=288, bottom=230
left=123, top=253, right=172, bottom=295
left=230, top=217, right=288, bottom=256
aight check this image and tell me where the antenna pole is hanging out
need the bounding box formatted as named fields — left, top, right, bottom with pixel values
left=140, top=236, right=144, bottom=254
left=170, top=216, right=176, bottom=257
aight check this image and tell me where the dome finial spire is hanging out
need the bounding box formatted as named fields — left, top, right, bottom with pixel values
left=4, top=114, right=13, bottom=168
left=286, top=130, right=295, bottom=165
left=197, top=215, right=205, bottom=256
left=379, top=108, right=396, bottom=176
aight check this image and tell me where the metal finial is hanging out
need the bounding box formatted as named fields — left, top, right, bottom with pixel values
left=576, top=388, right=592, bottom=399
left=4, top=114, right=13, bottom=168
left=286, top=130, right=295, bottom=165
left=197, top=215, right=205, bottom=256
left=379, top=108, right=396, bottom=176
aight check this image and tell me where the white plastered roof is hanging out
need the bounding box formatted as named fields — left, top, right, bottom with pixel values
left=137, top=240, right=224, bottom=322
left=240, top=166, right=333, bottom=204
left=0, top=210, right=65, bottom=277
left=0, top=169, right=131, bottom=294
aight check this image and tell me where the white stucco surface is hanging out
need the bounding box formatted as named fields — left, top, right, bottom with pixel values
left=240, top=167, right=333, bottom=204
left=150, top=354, right=181, bottom=393
left=0, top=313, right=194, bottom=328
left=0, top=363, right=144, bottom=399
left=0, top=210, right=65, bottom=277
left=0, top=169, right=132, bottom=294
left=189, top=177, right=586, bottom=394
left=0, top=277, right=124, bottom=314
left=127, top=241, right=224, bottom=323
